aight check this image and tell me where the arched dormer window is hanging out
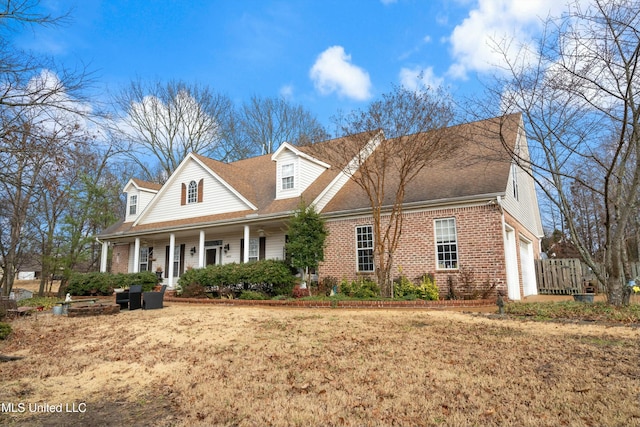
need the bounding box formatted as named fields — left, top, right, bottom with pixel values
left=187, top=180, right=198, bottom=203
left=181, top=179, right=204, bottom=205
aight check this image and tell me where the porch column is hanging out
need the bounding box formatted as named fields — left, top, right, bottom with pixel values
left=168, top=233, right=175, bottom=288
left=100, top=241, right=109, bottom=273
left=133, top=238, right=140, bottom=273
left=243, top=225, right=250, bottom=263
left=198, top=230, right=205, bottom=268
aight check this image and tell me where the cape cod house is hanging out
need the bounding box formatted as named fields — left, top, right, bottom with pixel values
left=98, top=113, right=543, bottom=300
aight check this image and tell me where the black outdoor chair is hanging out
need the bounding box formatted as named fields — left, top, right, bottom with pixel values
left=143, top=285, right=167, bottom=310
left=128, top=285, right=143, bottom=310
left=115, top=290, right=129, bottom=310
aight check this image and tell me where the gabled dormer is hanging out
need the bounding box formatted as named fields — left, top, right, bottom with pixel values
left=271, top=142, right=330, bottom=200
left=123, top=179, right=161, bottom=222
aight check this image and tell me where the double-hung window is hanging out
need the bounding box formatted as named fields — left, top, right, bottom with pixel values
left=435, top=218, right=458, bottom=269
left=248, top=238, right=259, bottom=262
left=139, top=247, right=150, bottom=272
left=173, top=248, right=181, bottom=277
left=281, top=163, right=294, bottom=190
left=356, top=225, right=374, bottom=272
left=129, top=195, right=137, bottom=215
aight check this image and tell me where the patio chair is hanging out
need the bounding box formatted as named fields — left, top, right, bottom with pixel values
left=128, top=285, right=143, bottom=310
left=143, top=285, right=167, bottom=310
left=115, top=290, right=130, bottom=310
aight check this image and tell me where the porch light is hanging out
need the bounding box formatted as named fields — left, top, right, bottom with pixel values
left=190, top=246, right=197, bottom=256
left=223, top=243, right=230, bottom=253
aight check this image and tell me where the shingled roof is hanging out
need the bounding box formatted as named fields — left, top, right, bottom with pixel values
left=322, top=113, right=520, bottom=213
left=100, top=114, right=520, bottom=237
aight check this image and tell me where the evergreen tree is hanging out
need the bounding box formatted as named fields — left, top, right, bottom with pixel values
left=285, top=201, right=327, bottom=294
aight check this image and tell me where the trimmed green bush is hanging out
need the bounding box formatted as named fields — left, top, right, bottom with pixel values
left=393, top=274, right=439, bottom=300
left=66, top=271, right=157, bottom=296
left=239, top=290, right=268, bottom=300
left=339, top=277, right=380, bottom=298
left=177, top=260, right=296, bottom=297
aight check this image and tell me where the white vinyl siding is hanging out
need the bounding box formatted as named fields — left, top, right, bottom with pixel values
left=187, top=180, right=198, bottom=203
left=275, top=147, right=328, bottom=200
left=125, top=187, right=157, bottom=223
left=139, top=161, right=248, bottom=225
left=129, top=195, right=137, bottom=215
left=501, top=123, right=543, bottom=238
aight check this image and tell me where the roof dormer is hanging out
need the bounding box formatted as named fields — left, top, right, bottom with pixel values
left=123, top=179, right=161, bottom=222
left=271, top=142, right=330, bottom=200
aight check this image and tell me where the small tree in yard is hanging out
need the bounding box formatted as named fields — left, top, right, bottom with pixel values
left=286, top=200, right=327, bottom=295
left=323, top=84, right=456, bottom=297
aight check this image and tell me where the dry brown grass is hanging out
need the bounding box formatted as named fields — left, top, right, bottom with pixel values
left=1, top=302, right=639, bottom=426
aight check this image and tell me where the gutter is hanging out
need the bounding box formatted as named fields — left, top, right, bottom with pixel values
left=97, top=210, right=297, bottom=240
left=98, top=191, right=507, bottom=240
left=321, top=192, right=507, bottom=220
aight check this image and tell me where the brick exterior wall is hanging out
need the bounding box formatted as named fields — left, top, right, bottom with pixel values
left=111, top=243, right=130, bottom=274
left=319, top=204, right=512, bottom=298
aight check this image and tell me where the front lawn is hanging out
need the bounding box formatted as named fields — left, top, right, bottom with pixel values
left=1, top=306, right=638, bottom=426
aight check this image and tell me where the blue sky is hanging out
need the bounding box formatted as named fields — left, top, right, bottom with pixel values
left=18, top=0, right=568, bottom=128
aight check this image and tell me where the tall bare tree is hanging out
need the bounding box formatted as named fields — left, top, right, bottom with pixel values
left=239, top=95, right=330, bottom=156
left=322, top=85, right=455, bottom=297
left=113, top=79, right=233, bottom=180
left=477, top=0, right=640, bottom=305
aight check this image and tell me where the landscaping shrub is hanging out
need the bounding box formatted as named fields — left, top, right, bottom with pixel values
left=415, top=274, right=439, bottom=300
left=66, top=271, right=157, bottom=296
left=0, top=322, right=11, bottom=340
left=239, top=290, right=268, bottom=300
left=180, top=283, right=207, bottom=299
left=114, top=271, right=157, bottom=292
left=176, top=260, right=295, bottom=297
left=393, top=274, right=439, bottom=300
left=292, top=285, right=310, bottom=298
left=393, top=275, right=416, bottom=299
left=339, top=277, right=380, bottom=298
left=66, top=272, right=114, bottom=296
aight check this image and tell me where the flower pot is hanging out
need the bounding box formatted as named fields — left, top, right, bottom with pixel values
left=573, top=293, right=594, bottom=303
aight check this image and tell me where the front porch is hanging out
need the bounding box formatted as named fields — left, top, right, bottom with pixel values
left=100, top=222, right=287, bottom=289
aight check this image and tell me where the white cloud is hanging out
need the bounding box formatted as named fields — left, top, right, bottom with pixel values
left=279, top=84, right=294, bottom=99
left=447, top=0, right=568, bottom=79
left=309, top=46, right=372, bottom=101
left=399, top=66, right=443, bottom=91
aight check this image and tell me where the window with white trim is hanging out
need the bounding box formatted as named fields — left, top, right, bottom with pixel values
left=129, top=195, right=137, bottom=215
left=139, top=247, right=150, bottom=272
left=281, top=163, right=294, bottom=190
left=356, top=225, right=374, bottom=272
left=187, top=180, right=198, bottom=204
left=248, top=238, right=259, bottom=262
left=173, top=247, right=180, bottom=277
left=435, top=218, right=458, bottom=269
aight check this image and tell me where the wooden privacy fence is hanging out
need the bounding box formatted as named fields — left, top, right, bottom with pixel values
left=535, top=259, right=640, bottom=294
